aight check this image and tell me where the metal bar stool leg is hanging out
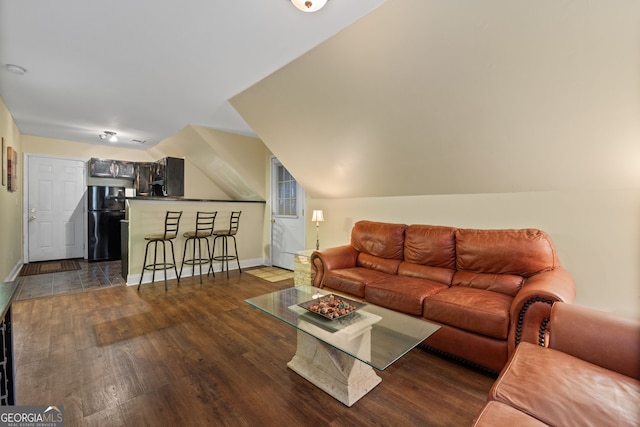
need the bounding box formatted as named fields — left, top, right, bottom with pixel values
left=138, top=240, right=153, bottom=290
left=231, top=235, right=241, bottom=273
left=205, top=238, right=213, bottom=279
left=170, top=239, right=179, bottom=284
left=152, top=241, right=159, bottom=284
left=196, top=238, right=203, bottom=282
left=180, top=239, right=188, bottom=280
left=212, top=236, right=218, bottom=277
left=162, top=240, right=168, bottom=290
left=179, top=237, right=189, bottom=280
left=223, top=236, right=229, bottom=277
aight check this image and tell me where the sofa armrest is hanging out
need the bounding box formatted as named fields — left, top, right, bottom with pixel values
left=507, top=267, right=576, bottom=355
left=310, top=245, right=359, bottom=288
left=549, top=302, right=640, bottom=379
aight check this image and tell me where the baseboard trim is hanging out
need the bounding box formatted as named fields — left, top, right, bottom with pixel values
left=4, top=260, right=24, bottom=283
left=125, top=257, right=265, bottom=286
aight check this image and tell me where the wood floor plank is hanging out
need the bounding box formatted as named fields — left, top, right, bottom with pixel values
left=12, top=271, right=495, bottom=426
left=13, top=298, right=54, bottom=364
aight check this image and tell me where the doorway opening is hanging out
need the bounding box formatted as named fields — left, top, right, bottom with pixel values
left=23, top=154, right=86, bottom=262
left=270, top=157, right=305, bottom=270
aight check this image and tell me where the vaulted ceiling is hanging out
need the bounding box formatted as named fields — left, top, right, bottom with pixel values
left=2, top=1, right=639, bottom=201
left=231, top=0, right=640, bottom=199
left=0, top=0, right=385, bottom=147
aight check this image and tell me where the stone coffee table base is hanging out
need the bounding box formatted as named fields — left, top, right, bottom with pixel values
left=287, top=329, right=382, bottom=407
left=245, top=287, right=439, bottom=407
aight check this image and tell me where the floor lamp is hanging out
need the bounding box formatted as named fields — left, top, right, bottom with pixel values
left=311, top=210, right=324, bottom=250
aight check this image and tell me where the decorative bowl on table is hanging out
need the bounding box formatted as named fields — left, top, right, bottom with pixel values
left=298, top=294, right=365, bottom=320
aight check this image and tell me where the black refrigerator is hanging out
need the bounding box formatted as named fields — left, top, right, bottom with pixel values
left=88, top=186, right=125, bottom=261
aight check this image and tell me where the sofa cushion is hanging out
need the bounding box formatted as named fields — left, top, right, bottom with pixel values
left=452, top=270, right=524, bottom=297
left=456, top=228, right=558, bottom=276
left=351, top=220, right=406, bottom=260
left=404, top=224, right=456, bottom=269
left=322, top=268, right=391, bottom=297
left=424, top=287, right=512, bottom=340
left=365, top=276, right=448, bottom=316
left=490, top=342, right=640, bottom=427
left=472, top=401, right=547, bottom=427
left=357, top=253, right=401, bottom=275
left=398, top=262, right=454, bottom=285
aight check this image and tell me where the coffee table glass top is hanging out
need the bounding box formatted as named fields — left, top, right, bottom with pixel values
left=245, top=285, right=440, bottom=370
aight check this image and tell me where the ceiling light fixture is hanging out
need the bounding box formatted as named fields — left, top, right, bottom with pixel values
left=99, top=131, right=118, bottom=143
left=291, top=0, right=328, bottom=13
left=4, top=64, right=27, bottom=75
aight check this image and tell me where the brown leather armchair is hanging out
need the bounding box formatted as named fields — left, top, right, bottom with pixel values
left=473, top=302, right=640, bottom=426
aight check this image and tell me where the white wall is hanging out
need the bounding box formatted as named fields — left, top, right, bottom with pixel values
left=307, top=188, right=640, bottom=319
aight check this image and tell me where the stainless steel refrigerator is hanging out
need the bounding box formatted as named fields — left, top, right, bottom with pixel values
left=88, top=186, right=125, bottom=261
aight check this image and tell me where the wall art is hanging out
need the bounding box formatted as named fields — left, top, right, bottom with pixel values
left=7, top=145, right=17, bottom=192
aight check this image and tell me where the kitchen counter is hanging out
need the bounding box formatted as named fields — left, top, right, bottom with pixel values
left=124, top=198, right=267, bottom=285
left=126, top=197, right=265, bottom=203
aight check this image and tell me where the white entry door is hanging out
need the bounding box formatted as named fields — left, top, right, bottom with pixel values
left=27, top=155, right=86, bottom=262
left=271, top=157, right=305, bottom=270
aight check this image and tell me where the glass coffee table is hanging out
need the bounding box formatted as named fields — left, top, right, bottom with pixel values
left=245, top=285, right=440, bottom=406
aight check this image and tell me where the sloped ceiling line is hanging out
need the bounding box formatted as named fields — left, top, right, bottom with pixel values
left=231, top=0, right=640, bottom=199
left=151, top=125, right=266, bottom=201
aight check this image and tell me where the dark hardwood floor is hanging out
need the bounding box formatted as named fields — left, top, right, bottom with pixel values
left=12, top=270, right=495, bottom=426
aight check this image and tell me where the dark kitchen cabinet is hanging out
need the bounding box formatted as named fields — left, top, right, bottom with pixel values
left=89, top=158, right=114, bottom=177
left=117, top=161, right=136, bottom=178
left=89, top=158, right=136, bottom=179
left=135, top=163, right=154, bottom=196
left=135, top=157, right=184, bottom=197
left=153, top=157, right=184, bottom=197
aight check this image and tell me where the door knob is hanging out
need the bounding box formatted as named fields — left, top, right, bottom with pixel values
left=271, top=219, right=276, bottom=223
left=29, top=215, right=37, bottom=221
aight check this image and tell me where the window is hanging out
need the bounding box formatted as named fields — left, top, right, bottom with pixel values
left=276, top=165, right=297, bottom=216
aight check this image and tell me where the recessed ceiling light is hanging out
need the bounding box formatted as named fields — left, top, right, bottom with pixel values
left=4, top=64, right=27, bottom=75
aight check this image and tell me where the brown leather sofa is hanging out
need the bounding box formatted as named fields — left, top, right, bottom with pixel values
left=473, top=302, right=640, bottom=426
left=311, top=220, right=576, bottom=372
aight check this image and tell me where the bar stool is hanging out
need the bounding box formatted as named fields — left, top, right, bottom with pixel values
left=210, top=211, right=242, bottom=278
left=179, top=211, right=217, bottom=283
left=138, top=211, right=182, bottom=291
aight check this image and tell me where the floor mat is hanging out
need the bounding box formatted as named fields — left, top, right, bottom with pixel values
left=245, top=267, right=293, bottom=282
left=19, top=259, right=82, bottom=276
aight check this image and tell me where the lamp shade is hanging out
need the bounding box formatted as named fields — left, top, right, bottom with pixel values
left=291, top=0, right=328, bottom=13
left=311, top=210, right=324, bottom=222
